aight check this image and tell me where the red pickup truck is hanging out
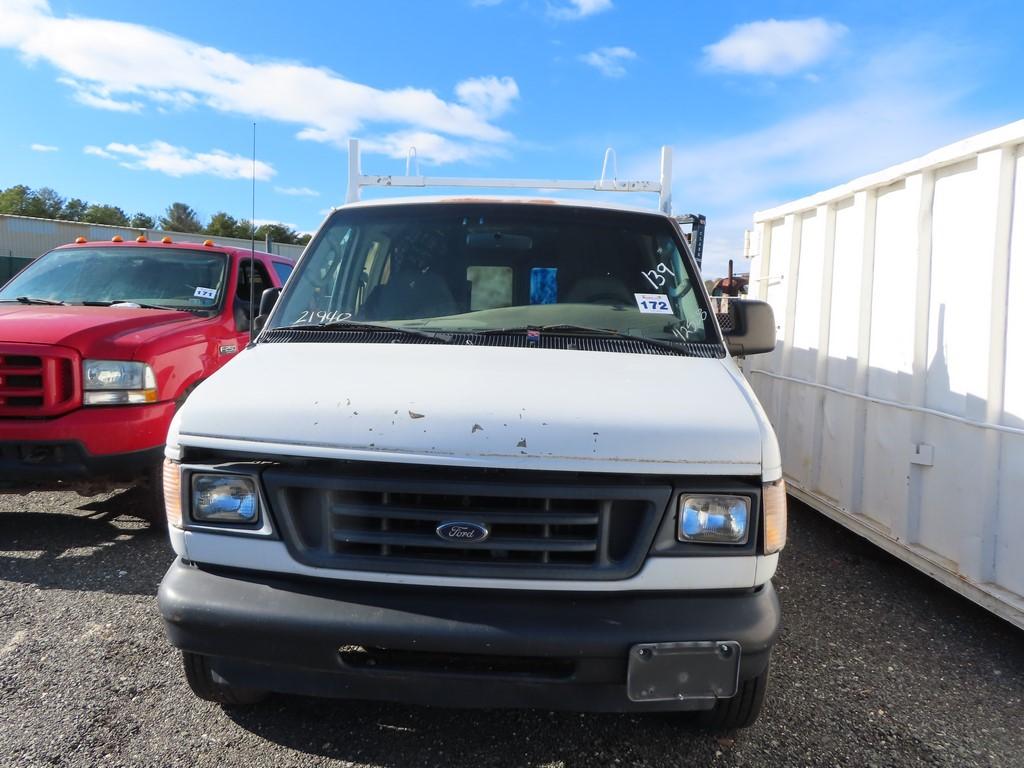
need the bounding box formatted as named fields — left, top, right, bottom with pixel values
left=0, top=235, right=295, bottom=523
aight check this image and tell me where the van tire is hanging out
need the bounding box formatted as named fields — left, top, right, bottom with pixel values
left=696, top=659, right=770, bottom=730
left=181, top=652, right=267, bottom=706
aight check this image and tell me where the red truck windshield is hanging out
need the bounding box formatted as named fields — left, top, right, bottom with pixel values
left=0, top=247, right=229, bottom=310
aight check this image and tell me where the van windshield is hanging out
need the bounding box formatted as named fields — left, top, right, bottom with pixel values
left=271, top=203, right=715, bottom=342
left=0, top=247, right=229, bottom=310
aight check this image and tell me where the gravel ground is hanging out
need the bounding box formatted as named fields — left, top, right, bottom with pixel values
left=0, top=490, right=1021, bottom=768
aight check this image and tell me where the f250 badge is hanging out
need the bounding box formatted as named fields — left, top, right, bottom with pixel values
left=436, top=521, right=490, bottom=543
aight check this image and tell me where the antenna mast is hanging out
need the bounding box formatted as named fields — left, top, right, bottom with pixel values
left=249, top=122, right=256, bottom=342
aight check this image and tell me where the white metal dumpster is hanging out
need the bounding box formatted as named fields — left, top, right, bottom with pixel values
left=743, top=119, right=1024, bottom=630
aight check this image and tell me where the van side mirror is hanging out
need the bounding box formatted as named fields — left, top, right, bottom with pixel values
left=254, top=287, right=281, bottom=333
left=721, top=300, right=776, bottom=357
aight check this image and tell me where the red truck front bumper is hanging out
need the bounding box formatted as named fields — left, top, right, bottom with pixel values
left=0, top=402, right=175, bottom=491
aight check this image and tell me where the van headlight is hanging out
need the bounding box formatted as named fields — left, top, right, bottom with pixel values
left=191, top=474, right=259, bottom=525
left=677, top=495, right=750, bottom=544
left=82, top=360, right=158, bottom=404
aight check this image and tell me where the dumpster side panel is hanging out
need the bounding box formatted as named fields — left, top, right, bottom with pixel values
left=743, top=120, right=1024, bottom=629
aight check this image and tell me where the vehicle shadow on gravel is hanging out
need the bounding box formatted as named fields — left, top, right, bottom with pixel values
left=0, top=491, right=172, bottom=596
left=224, top=698, right=724, bottom=767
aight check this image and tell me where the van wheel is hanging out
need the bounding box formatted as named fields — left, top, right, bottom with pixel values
left=181, top=652, right=267, bottom=706
left=696, top=659, right=770, bottom=730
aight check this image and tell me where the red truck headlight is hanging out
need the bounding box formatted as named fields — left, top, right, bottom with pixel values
left=82, top=360, right=158, bottom=404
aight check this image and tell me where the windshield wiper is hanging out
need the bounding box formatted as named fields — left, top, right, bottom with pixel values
left=470, top=324, right=697, bottom=355
left=282, top=320, right=454, bottom=344
left=80, top=300, right=177, bottom=311
left=7, top=296, right=65, bottom=305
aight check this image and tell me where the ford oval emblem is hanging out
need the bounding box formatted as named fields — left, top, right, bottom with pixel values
left=436, top=521, right=490, bottom=543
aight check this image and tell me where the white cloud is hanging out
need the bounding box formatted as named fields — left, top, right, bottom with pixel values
left=1, top=1, right=519, bottom=164
left=147, top=89, right=199, bottom=110
left=84, top=140, right=276, bottom=180
left=549, top=0, right=612, bottom=20
left=0, top=0, right=46, bottom=46
left=57, top=77, right=142, bottom=112
left=359, top=130, right=510, bottom=165
left=454, top=76, right=519, bottom=119
left=703, top=18, right=847, bottom=76
left=579, top=46, right=636, bottom=78
left=274, top=186, right=319, bottom=197
left=83, top=145, right=114, bottom=159
left=30, top=143, right=58, bottom=152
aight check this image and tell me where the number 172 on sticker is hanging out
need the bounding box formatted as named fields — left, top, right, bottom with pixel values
left=634, top=293, right=673, bottom=314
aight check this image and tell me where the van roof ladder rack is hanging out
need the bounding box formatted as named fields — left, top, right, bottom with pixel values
left=345, top=139, right=675, bottom=214
left=675, top=213, right=706, bottom=269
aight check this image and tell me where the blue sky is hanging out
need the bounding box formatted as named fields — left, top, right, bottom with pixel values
left=1, top=0, right=1022, bottom=275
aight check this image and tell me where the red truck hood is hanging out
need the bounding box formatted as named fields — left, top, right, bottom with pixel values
left=0, top=305, right=200, bottom=353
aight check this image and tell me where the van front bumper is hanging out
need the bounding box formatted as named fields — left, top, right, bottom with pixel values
left=158, top=559, right=781, bottom=712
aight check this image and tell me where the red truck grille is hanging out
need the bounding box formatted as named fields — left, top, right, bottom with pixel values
left=0, top=344, right=80, bottom=417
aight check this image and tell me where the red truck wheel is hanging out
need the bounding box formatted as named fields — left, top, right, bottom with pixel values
left=136, top=463, right=167, bottom=528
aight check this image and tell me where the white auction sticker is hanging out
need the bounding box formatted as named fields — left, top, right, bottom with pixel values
left=634, top=293, right=673, bottom=314
left=194, top=286, right=217, bottom=299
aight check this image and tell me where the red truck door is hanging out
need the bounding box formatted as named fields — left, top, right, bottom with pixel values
left=226, top=256, right=274, bottom=356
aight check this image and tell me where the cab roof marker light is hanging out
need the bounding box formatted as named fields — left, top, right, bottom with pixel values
left=136, top=235, right=147, bottom=243
left=111, top=235, right=123, bottom=242
left=203, top=239, right=215, bottom=247
left=74, top=236, right=87, bottom=244
left=161, top=236, right=173, bottom=244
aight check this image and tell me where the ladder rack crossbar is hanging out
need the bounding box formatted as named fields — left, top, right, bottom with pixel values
left=354, top=175, right=661, bottom=192
left=346, top=139, right=674, bottom=213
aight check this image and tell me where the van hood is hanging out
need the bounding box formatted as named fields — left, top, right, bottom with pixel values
left=172, top=342, right=774, bottom=476
left=0, top=305, right=199, bottom=355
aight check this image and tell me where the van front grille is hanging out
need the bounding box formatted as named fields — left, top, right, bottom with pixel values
left=262, top=467, right=670, bottom=580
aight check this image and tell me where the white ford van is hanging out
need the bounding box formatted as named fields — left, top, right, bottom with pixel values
left=158, top=146, right=786, bottom=728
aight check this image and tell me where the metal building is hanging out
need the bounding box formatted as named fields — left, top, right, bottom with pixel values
left=0, top=214, right=306, bottom=282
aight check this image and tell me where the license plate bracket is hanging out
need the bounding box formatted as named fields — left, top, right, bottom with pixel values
left=626, top=641, right=741, bottom=702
